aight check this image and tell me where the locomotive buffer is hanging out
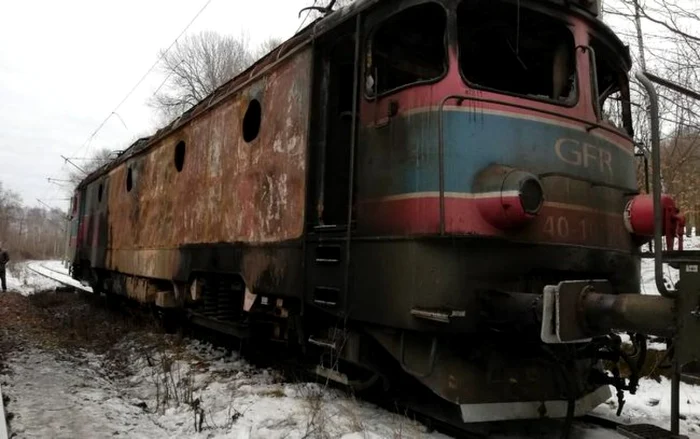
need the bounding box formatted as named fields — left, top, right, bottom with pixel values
left=537, top=72, right=700, bottom=438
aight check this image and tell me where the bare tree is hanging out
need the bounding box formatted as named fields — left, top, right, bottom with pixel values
left=603, top=0, right=700, bottom=228
left=0, top=182, right=22, bottom=245
left=0, top=181, right=67, bottom=260
left=255, top=37, right=283, bottom=59
left=150, top=31, right=255, bottom=120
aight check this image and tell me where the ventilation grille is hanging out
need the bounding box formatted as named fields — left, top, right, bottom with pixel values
left=201, top=276, right=244, bottom=321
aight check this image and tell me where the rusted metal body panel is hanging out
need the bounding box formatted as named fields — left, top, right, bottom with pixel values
left=108, top=49, right=310, bottom=248
left=77, top=48, right=312, bottom=292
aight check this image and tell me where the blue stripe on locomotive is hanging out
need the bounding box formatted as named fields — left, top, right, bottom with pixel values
left=357, top=110, right=637, bottom=199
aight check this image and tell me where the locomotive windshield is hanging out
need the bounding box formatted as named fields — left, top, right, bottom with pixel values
left=457, top=1, right=576, bottom=104
left=368, top=2, right=447, bottom=96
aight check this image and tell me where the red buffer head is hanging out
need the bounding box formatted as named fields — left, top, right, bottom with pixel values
left=624, top=194, right=685, bottom=250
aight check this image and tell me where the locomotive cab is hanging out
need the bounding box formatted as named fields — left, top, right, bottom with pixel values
left=300, top=0, right=647, bottom=426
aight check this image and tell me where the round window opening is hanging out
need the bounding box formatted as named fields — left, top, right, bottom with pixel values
left=174, top=141, right=186, bottom=172
left=126, top=168, right=133, bottom=192
left=98, top=183, right=104, bottom=202
left=242, top=99, right=262, bottom=143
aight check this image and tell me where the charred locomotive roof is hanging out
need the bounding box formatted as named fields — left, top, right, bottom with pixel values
left=76, top=0, right=628, bottom=190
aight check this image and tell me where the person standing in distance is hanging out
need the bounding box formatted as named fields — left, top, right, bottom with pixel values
left=0, top=245, right=9, bottom=292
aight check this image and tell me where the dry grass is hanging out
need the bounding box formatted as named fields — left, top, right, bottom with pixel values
left=0, top=290, right=160, bottom=369
left=0, top=290, right=256, bottom=436
left=300, top=383, right=331, bottom=439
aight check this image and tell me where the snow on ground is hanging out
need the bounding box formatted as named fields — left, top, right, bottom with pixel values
left=4, top=261, right=62, bottom=295
left=593, top=377, right=700, bottom=437
left=4, top=340, right=450, bottom=439
left=107, top=339, right=453, bottom=439
left=5, top=348, right=167, bottom=439
left=0, top=289, right=450, bottom=439
left=27, top=260, right=93, bottom=293
left=3, top=332, right=627, bottom=439
left=36, top=260, right=70, bottom=275
left=640, top=233, right=700, bottom=296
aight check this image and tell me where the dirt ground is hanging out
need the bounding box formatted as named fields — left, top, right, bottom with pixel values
left=0, top=290, right=157, bottom=355
left=0, top=291, right=168, bottom=437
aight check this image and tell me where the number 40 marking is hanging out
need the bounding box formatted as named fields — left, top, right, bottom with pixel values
left=544, top=216, right=570, bottom=238
left=543, top=216, right=591, bottom=240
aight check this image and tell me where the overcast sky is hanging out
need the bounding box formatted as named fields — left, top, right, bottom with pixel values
left=0, top=0, right=320, bottom=210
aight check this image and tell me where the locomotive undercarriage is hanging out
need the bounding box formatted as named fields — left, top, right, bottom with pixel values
left=73, top=237, right=654, bottom=427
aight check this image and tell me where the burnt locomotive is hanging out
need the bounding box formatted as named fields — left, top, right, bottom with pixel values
left=68, top=0, right=699, bottom=432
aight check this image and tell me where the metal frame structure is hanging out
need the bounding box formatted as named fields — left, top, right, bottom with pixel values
left=629, top=71, right=700, bottom=435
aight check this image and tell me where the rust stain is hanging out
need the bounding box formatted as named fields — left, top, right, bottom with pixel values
left=101, top=49, right=312, bottom=279
left=124, top=276, right=159, bottom=303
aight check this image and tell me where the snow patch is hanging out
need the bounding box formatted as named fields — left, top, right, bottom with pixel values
left=593, top=377, right=700, bottom=437
left=640, top=235, right=700, bottom=296
left=29, top=260, right=92, bottom=293
left=2, top=336, right=449, bottom=439
left=4, top=261, right=63, bottom=295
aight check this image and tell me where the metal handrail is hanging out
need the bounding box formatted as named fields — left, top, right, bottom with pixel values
left=634, top=72, right=674, bottom=299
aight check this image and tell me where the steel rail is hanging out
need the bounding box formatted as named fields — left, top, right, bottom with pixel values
left=0, top=380, right=7, bottom=439
left=25, top=263, right=93, bottom=294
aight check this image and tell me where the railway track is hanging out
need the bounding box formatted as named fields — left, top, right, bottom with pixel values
left=25, top=261, right=92, bottom=293
left=0, top=381, right=8, bottom=439
left=27, top=263, right=683, bottom=439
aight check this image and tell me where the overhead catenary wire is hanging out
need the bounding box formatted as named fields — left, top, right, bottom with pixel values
left=76, top=0, right=215, bottom=159
left=36, top=0, right=216, bottom=211
left=36, top=199, right=55, bottom=210
left=60, top=156, right=87, bottom=175
left=79, top=0, right=319, bottom=162
left=43, top=0, right=318, bottom=211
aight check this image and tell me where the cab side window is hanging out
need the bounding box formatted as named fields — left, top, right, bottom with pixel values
left=591, top=37, right=633, bottom=136
left=367, top=3, right=447, bottom=97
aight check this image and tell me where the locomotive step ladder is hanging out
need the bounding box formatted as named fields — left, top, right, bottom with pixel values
left=305, top=223, right=355, bottom=313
